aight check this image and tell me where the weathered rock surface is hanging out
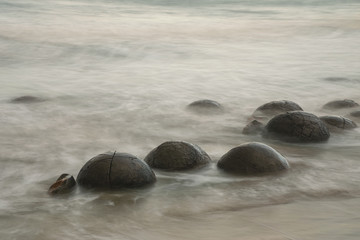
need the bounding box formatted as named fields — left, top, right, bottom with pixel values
left=10, top=95, right=45, bottom=103
left=217, top=142, right=290, bottom=175
left=187, top=99, right=223, bottom=114
left=252, top=100, right=303, bottom=120
left=77, top=152, right=156, bottom=189
left=48, top=174, right=76, bottom=195
left=320, top=116, right=357, bottom=130
left=242, top=120, right=264, bottom=135
left=144, top=141, right=211, bottom=170
left=264, top=111, right=330, bottom=142
left=322, top=99, right=359, bottom=110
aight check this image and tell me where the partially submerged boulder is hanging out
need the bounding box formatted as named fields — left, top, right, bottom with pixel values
left=217, top=142, right=289, bottom=175
left=320, top=116, right=357, bottom=130
left=252, top=100, right=303, bottom=121
left=264, top=111, right=330, bottom=143
left=10, top=95, right=45, bottom=103
left=350, top=111, right=360, bottom=118
left=322, top=99, right=359, bottom=110
left=242, top=120, right=264, bottom=135
left=77, top=152, right=156, bottom=190
left=48, top=174, right=76, bottom=195
left=187, top=99, right=223, bottom=114
left=144, top=141, right=211, bottom=171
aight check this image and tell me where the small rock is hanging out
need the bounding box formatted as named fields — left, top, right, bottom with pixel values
left=322, top=99, right=359, bottom=110
left=242, top=120, right=264, bottom=135
left=187, top=99, right=223, bottom=114
left=350, top=111, right=360, bottom=118
left=320, top=116, right=357, bottom=130
left=144, top=141, right=211, bottom=170
left=77, top=152, right=156, bottom=190
left=217, top=142, right=290, bottom=175
left=264, top=111, right=330, bottom=143
left=48, top=174, right=76, bottom=195
left=10, top=96, right=45, bottom=103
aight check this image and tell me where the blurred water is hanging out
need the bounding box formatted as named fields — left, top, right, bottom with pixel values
left=0, top=0, right=360, bottom=239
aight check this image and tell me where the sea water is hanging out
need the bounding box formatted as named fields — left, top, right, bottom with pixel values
left=0, top=0, right=360, bottom=239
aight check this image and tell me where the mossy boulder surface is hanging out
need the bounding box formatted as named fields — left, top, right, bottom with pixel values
left=322, top=99, right=359, bottom=110
left=217, top=142, right=290, bottom=175
left=77, top=152, right=156, bottom=189
left=320, top=116, right=357, bottom=130
left=144, top=141, right=211, bottom=171
left=264, top=111, right=330, bottom=142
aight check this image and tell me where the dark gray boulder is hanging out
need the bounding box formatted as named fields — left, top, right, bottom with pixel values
left=187, top=99, right=223, bottom=114
left=77, top=152, right=156, bottom=189
left=252, top=100, right=303, bottom=120
left=10, top=95, right=45, bottom=103
left=322, top=99, right=359, bottom=110
left=350, top=111, right=360, bottom=118
left=242, top=120, right=264, bottom=135
left=144, top=141, right=211, bottom=171
left=48, top=174, right=76, bottom=195
left=320, top=116, right=357, bottom=130
left=217, top=142, right=290, bottom=175
left=264, top=111, right=330, bottom=142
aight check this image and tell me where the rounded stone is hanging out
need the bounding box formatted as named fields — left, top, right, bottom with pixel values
left=320, top=116, right=357, bottom=130
left=48, top=174, right=76, bottom=195
left=144, top=141, right=211, bottom=170
left=10, top=95, right=45, bottom=103
left=322, top=99, right=359, bottom=110
left=217, top=142, right=290, bottom=175
left=76, top=152, right=156, bottom=189
left=264, top=111, right=330, bottom=142
left=187, top=99, right=223, bottom=114
left=242, top=120, right=264, bottom=135
left=252, top=100, right=303, bottom=120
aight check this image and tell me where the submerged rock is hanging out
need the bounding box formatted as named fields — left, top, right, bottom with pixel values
left=242, top=120, right=264, bottom=135
left=252, top=100, right=303, bottom=120
left=10, top=95, right=45, bottom=103
left=350, top=111, right=360, bottom=118
left=187, top=99, right=224, bottom=114
left=322, top=99, right=359, bottom=110
left=264, top=111, right=330, bottom=143
left=77, top=152, right=156, bottom=190
left=144, top=141, right=211, bottom=171
left=48, top=174, right=76, bottom=195
left=320, top=116, right=357, bottom=130
left=217, top=142, right=289, bottom=175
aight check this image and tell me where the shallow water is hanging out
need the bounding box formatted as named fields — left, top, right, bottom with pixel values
left=1, top=0, right=360, bottom=239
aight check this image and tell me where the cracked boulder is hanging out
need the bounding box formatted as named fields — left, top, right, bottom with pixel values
left=187, top=99, right=224, bottom=114
left=48, top=173, right=76, bottom=195
left=320, top=116, right=357, bottom=130
left=322, top=99, right=359, bottom=110
left=252, top=100, right=303, bottom=121
left=242, top=120, right=264, bottom=135
left=144, top=141, right=211, bottom=171
left=217, top=142, right=290, bottom=175
left=77, top=152, right=156, bottom=189
left=264, top=111, right=330, bottom=143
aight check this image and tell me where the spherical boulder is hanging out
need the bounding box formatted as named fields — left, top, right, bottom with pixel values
left=320, top=116, right=357, bottom=130
left=144, top=141, right=211, bottom=171
left=264, top=111, right=330, bottom=142
left=10, top=95, right=45, bottom=103
left=217, top=142, right=290, bottom=175
left=77, top=152, right=156, bottom=189
left=252, top=100, right=303, bottom=120
left=322, top=99, right=359, bottom=110
left=242, top=120, right=264, bottom=135
left=48, top=174, right=76, bottom=195
left=187, top=99, right=223, bottom=114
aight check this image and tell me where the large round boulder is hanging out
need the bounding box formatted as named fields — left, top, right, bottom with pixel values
left=264, top=111, right=330, bottom=142
left=77, top=152, right=156, bottom=189
left=48, top=173, right=76, bottom=195
left=252, top=100, right=303, bottom=120
left=217, top=142, right=290, bottom=175
left=187, top=99, right=224, bottom=114
left=322, top=99, right=359, bottom=110
left=320, top=116, right=357, bottom=130
left=144, top=141, right=211, bottom=170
